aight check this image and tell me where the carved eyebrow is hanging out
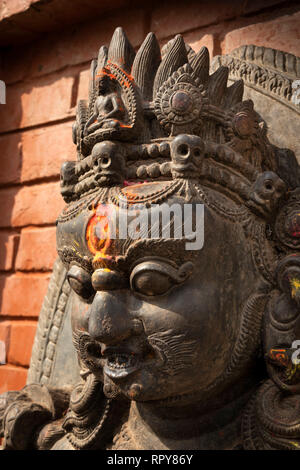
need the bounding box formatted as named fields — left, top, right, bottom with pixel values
left=58, top=247, right=94, bottom=274
left=130, top=260, right=194, bottom=286
left=88, top=237, right=193, bottom=274
left=124, top=237, right=197, bottom=272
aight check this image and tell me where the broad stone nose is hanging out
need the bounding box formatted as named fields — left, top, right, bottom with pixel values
left=88, top=269, right=132, bottom=345
left=88, top=290, right=133, bottom=345
left=170, top=134, right=205, bottom=167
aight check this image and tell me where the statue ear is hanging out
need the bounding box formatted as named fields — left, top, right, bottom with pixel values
left=247, top=254, right=300, bottom=449
left=263, top=255, right=300, bottom=394
left=276, top=256, right=300, bottom=307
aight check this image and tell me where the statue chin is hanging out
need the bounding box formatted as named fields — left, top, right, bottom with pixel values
left=1, top=27, right=300, bottom=451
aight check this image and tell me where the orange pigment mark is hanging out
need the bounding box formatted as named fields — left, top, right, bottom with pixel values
left=122, top=183, right=149, bottom=205
left=290, top=276, right=300, bottom=299
left=96, top=62, right=135, bottom=90
left=86, top=205, right=113, bottom=262
left=269, top=348, right=289, bottom=367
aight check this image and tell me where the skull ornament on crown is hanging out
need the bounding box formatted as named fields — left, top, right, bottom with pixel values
left=1, top=28, right=300, bottom=450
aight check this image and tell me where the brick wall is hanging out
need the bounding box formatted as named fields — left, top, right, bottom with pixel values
left=0, top=0, right=299, bottom=394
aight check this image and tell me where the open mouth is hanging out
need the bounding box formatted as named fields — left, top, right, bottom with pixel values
left=172, top=163, right=200, bottom=178
left=73, top=330, right=158, bottom=381
left=95, top=171, right=116, bottom=180
left=103, top=352, right=141, bottom=379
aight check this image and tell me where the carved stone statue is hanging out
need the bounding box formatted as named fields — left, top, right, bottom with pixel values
left=1, top=28, right=300, bottom=450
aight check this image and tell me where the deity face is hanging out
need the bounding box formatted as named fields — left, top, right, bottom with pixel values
left=59, top=30, right=280, bottom=408
left=58, top=183, right=261, bottom=405
left=32, top=28, right=300, bottom=451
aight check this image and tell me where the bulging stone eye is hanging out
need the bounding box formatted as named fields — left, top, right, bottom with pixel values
left=67, top=265, right=94, bottom=300
left=130, top=260, right=193, bottom=297
left=132, top=271, right=173, bottom=296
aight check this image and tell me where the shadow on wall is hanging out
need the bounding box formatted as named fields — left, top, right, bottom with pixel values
left=0, top=78, right=23, bottom=374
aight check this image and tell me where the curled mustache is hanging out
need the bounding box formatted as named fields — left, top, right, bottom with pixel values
left=148, top=330, right=198, bottom=376
left=72, top=329, right=103, bottom=373
left=73, top=328, right=198, bottom=378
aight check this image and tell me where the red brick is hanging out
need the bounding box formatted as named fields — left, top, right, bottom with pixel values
left=21, top=122, right=75, bottom=182
left=77, top=68, right=90, bottom=102
left=0, top=122, right=75, bottom=185
left=0, top=273, right=50, bottom=317
left=183, top=32, right=215, bottom=59
left=0, top=232, right=19, bottom=271
left=16, top=227, right=57, bottom=271
left=244, top=0, right=290, bottom=14
left=0, top=136, right=22, bottom=185
left=222, top=11, right=300, bottom=57
left=0, top=321, right=11, bottom=352
left=0, top=1, right=142, bottom=44
left=1, top=7, right=145, bottom=85
left=151, top=0, right=245, bottom=40
left=0, top=21, right=38, bottom=47
left=0, top=0, right=40, bottom=21
left=0, top=182, right=65, bottom=228
left=0, top=72, right=75, bottom=133
left=7, top=321, right=37, bottom=367
left=0, top=364, right=27, bottom=393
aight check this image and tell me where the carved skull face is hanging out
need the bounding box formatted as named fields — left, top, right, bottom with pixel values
left=58, top=182, right=263, bottom=405
left=170, top=134, right=205, bottom=179
left=91, top=141, right=126, bottom=186
left=250, top=171, right=286, bottom=214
